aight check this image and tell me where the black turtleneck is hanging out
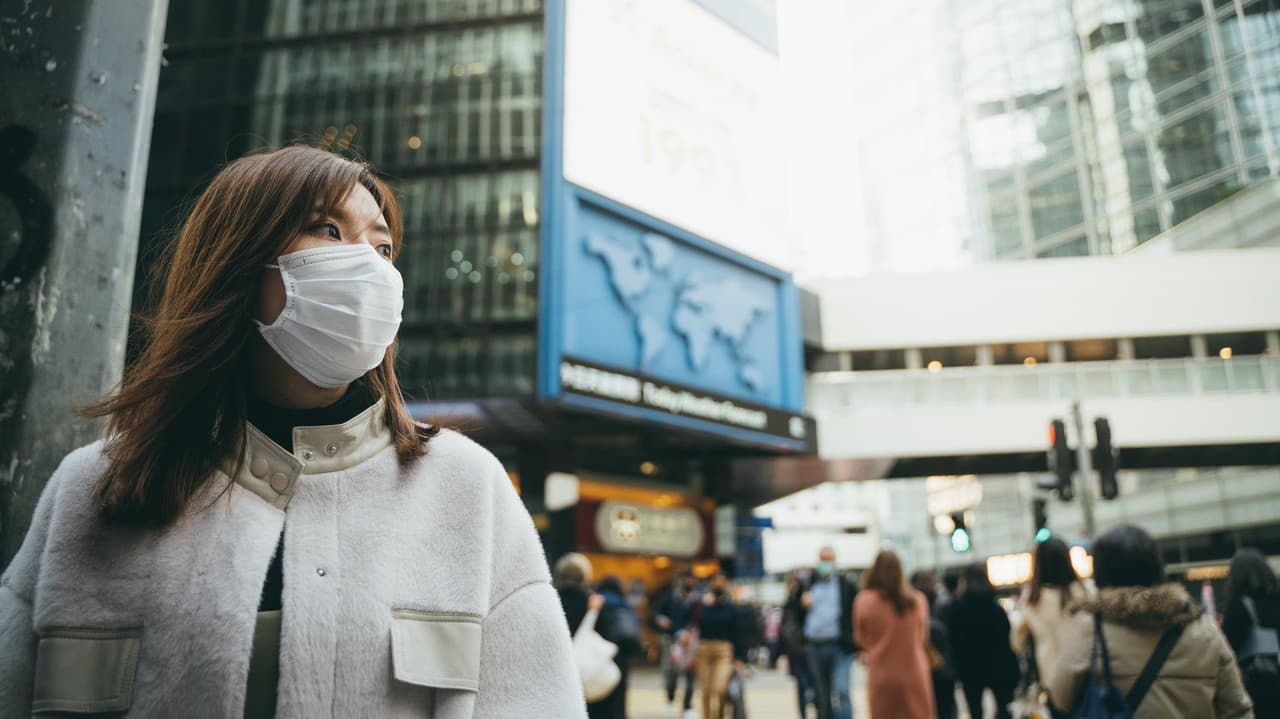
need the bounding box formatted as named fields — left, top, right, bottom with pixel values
left=247, top=380, right=379, bottom=612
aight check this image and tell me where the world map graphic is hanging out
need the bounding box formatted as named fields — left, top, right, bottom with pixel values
left=584, top=231, right=769, bottom=391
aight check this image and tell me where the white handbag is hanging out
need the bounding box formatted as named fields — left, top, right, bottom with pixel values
left=573, top=607, right=622, bottom=703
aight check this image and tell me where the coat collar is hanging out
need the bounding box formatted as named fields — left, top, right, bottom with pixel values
left=1070, top=583, right=1201, bottom=630
left=228, top=398, right=392, bottom=510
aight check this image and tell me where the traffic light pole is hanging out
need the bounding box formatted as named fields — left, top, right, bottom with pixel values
left=1072, top=401, right=1097, bottom=540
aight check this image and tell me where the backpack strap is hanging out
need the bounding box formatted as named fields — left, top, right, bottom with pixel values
left=1125, top=621, right=1186, bottom=711
left=1093, top=613, right=1116, bottom=688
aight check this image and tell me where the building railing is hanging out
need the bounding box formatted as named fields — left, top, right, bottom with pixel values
left=807, top=356, right=1280, bottom=408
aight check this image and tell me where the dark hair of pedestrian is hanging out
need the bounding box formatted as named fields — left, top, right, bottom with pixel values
left=1091, top=525, right=1164, bottom=589
left=1028, top=537, right=1079, bottom=606
left=963, top=562, right=995, bottom=597
left=81, top=145, right=437, bottom=525
left=911, top=568, right=942, bottom=606
left=909, top=570, right=938, bottom=608
left=1225, top=548, right=1279, bottom=609
left=865, top=550, right=917, bottom=614
left=942, top=570, right=960, bottom=592
left=598, top=575, right=625, bottom=597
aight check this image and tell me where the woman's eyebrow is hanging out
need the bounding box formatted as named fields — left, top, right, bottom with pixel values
left=323, top=204, right=390, bottom=236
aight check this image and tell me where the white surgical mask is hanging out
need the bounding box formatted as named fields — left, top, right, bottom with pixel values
left=256, top=243, right=403, bottom=388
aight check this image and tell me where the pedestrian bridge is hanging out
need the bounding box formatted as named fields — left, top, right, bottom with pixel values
left=809, top=355, right=1280, bottom=476
left=801, top=248, right=1280, bottom=477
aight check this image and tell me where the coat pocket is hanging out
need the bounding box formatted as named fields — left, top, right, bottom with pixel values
left=389, top=609, right=482, bottom=692
left=32, top=626, right=142, bottom=714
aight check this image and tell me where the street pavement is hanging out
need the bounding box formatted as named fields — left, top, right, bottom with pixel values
left=626, top=664, right=870, bottom=719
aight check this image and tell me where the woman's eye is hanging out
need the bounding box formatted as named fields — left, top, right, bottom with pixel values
left=378, top=244, right=393, bottom=258
left=311, top=221, right=341, bottom=239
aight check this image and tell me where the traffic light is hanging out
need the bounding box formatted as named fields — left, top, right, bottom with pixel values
left=1047, top=418, right=1075, bottom=501
left=1033, top=498, right=1050, bottom=543
left=1095, top=417, right=1119, bottom=500
left=949, top=511, right=971, bottom=553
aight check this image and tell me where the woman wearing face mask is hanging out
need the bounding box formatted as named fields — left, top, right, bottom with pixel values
left=0, top=146, right=585, bottom=718
left=693, top=574, right=748, bottom=719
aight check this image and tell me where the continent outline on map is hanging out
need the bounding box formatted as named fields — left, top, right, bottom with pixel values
left=582, top=230, right=770, bottom=393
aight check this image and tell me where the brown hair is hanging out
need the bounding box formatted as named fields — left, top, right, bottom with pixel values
left=864, top=550, right=917, bottom=615
left=83, top=145, right=437, bottom=524
left=1028, top=536, right=1079, bottom=606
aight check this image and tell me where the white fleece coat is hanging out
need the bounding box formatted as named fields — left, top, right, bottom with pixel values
left=0, top=418, right=586, bottom=718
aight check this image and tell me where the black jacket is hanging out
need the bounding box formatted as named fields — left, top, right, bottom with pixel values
left=1222, top=591, right=1280, bottom=655
left=559, top=585, right=590, bottom=637
left=693, top=596, right=751, bottom=661
left=945, top=592, right=1019, bottom=688
left=795, top=573, right=860, bottom=654
left=651, top=587, right=695, bottom=636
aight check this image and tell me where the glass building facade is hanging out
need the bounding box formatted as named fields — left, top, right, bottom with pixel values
left=141, top=0, right=544, bottom=403
left=850, top=0, right=1280, bottom=266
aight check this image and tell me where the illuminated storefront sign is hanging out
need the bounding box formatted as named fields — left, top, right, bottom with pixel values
left=593, top=501, right=706, bottom=558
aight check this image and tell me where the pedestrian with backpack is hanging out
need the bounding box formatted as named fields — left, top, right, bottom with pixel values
left=1221, top=548, right=1280, bottom=717
left=593, top=575, right=644, bottom=719
left=1047, top=525, right=1254, bottom=718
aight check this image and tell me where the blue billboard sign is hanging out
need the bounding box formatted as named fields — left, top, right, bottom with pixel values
left=540, top=0, right=808, bottom=451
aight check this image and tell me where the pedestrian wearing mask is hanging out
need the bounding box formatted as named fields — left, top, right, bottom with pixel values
left=1011, top=538, right=1090, bottom=683
left=945, top=563, right=1019, bottom=719
left=693, top=574, right=747, bottom=719
left=1048, top=525, right=1253, bottom=718
left=855, top=551, right=933, bottom=719
left=800, top=546, right=859, bottom=719
left=0, top=146, right=583, bottom=717
left=653, top=572, right=699, bottom=718
left=1221, top=548, right=1280, bottom=717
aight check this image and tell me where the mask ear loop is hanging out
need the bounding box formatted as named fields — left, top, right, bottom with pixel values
left=255, top=262, right=285, bottom=328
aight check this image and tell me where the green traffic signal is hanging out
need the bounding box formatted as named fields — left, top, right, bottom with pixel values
left=950, top=527, right=971, bottom=553
left=1035, top=527, right=1052, bottom=543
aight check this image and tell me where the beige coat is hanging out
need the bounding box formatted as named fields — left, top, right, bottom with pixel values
left=1012, top=582, right=1091, bottom=681
left=0, top=401, right=586, bottom=717
left=1048, top=583, right=1253, bottom=719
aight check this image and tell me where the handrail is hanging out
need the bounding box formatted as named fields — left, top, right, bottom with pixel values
left=807, top=356, right=1280, bottom=407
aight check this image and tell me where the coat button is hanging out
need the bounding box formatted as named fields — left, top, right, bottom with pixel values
left=316, top=568, right=326, bottom=577
left=270, top=473, right=289, bottom=492
left=325, top=443, right=339, bottom=456
left=302, top=449, right=315, bottom=461
left=250, top=458, right=269, bottom=478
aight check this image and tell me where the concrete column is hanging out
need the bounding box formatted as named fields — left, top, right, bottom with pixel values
left=976, top=345, right=995, bottom=366
left=1049, top=342, right=1067, bottom=363
left=905, top=348, right=924, bottom=370
left=0, top=0, right=168, bottom=565
left=1191, top=334, right=1209, bottom=359
left=1265, top=331, right=1279, bottom=357
left=1117, top=338, right=1136, bottom=361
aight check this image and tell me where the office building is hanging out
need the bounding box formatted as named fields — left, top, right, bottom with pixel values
left=849, top=0, right=1280, bottom=266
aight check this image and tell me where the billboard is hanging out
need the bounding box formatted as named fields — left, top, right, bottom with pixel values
left=542, top=0, right=807, bottom=451
left=561, top=0, right=788, bottom=270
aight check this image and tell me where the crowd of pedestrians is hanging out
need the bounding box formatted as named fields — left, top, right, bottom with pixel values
left=553, top=524, right=1280, bottom=719
left=557, top=556, right=758, bottom=719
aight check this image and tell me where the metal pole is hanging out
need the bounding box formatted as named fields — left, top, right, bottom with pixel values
left=0, top=0, right=168, bottom=566
left=1072, top=401, right=1097, bottom=540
